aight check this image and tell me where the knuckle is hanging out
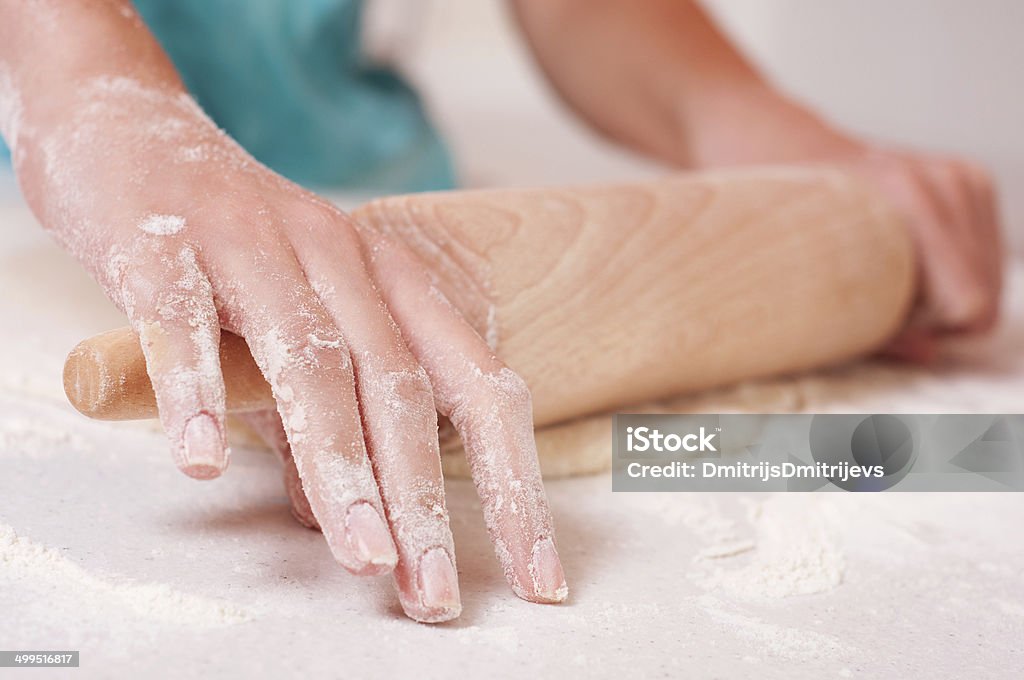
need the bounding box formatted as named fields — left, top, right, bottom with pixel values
left=963, top=162, right=995, bottom=196
left=289, top=199, right=349, bottom=232
left=358, top=355, right=435, bottom=419
left=349, top=200, right=385, bottom=231
left=934, top=161, right=962, bottom=187
left=936, top=158, right=992, bottom=195
left=292, top=202, right=336, bottom=229
left=124, top=247, right=214, bottom=324
left=976, top=303, right=1000, bottom=332
left=249, top=319, right=351, bottom=390
left=121, top=266, right=158, bottom=313
left=941, top=281, right=991, bottom=328
left=449, top=364, right=532, bottom=427
left=488, top=368, right=532, bottom=409
left=391, top=365, right=435, bottom=407
left=215, top=195, right=272, bottom=229
left=882, top=153, right=919, bottom=177
left=955, top=158, right=988, bottom=180
left=286, top=201, right=363, bottom=254
left=875, top=157, right=928, bottom=200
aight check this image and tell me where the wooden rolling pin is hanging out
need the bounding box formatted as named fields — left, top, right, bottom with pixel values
left=64, top=167, right=915, bottom=423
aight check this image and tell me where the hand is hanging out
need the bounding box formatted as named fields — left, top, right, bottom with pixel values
left=16, top=76, right=566, bottom=621
left=683, top=92, right=1004, bottom=360
left=851, top=147, right=1003, bottom=361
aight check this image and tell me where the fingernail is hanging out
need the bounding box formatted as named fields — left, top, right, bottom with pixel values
left=531, top=537, right=568, bottom=603
left=182, top=414, right=227, bottom=479
left=345, top=503, right=398, bottom=572
left=417, top=547, right=461, bottom=614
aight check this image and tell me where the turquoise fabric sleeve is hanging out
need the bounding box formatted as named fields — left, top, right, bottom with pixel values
left=1, top=0, right=455, bottom=192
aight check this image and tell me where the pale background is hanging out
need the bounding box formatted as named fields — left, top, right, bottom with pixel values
left=383, top=0, right=1024, bottom=255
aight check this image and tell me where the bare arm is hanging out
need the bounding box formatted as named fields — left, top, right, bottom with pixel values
left=509, top=0, right=852, bottom=168
left=0, top=1, right=184, bottom=168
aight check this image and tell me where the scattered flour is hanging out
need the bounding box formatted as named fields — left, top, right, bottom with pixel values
left=139, top=214, right=186, bottom=236
left=696, top=539, right=756, bottom=560
left=697, top=595, right=853, bottom=662
left=625, top=493, right=744, bottom=546
left=0, top=416, right=92, bottom=457
left=309, top=276, right=337, bottom=304
left=694, top=495, right=845, bottom=600
left=484, top=303, right=498, bottom=350
left=453, top=625, right=520, bottom=654
left=0, top=522, right=252, bottom=628
left=177, top=144, right=210, bottom=163
left=620, top=493, right=844, bottom=601
left=308, top=333, right=343, bottom=350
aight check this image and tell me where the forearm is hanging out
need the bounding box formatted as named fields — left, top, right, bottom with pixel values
left=512, top=0, right=857, bottom=168
left=0, top=0, right=213, bottom=274
left=0, top=0, right=184, bottom=159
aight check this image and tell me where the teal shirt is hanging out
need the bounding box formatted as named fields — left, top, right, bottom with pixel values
left=2, top=0, right=455, bottom=192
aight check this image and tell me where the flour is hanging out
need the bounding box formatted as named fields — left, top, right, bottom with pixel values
left=177, top=143, right=211, bottom=163
left=693, top=495, right=845, bottom=600
left=308, top=333, right=343, bottom=350
left=310, top=276, right=337, bottom=304
left=0, top=66, right=23, bottom=154
left=139, top=214, right=186, bottom=236
left=697, top=595, right=853, bottom=662
left=287, top=403, right=308, bottom=433
left=0, top=523, right=252, bottom=628
left=696, top=539, right=756, bottom=560
left=247, top=323, right=347, bottom=443
left=453, top=625, right=520, bottom=654
left=622, top=493, right=845, bottom=601
left=0, top=416, right=92, bottom=457
left=626, top=493, right=744, bottom=546
left=484, top=302, right=499, bottom=350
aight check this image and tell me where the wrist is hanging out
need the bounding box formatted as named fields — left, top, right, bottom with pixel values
left=14, top=77, right=215, bottom=254
left=672, top=82, right=863, bottom=169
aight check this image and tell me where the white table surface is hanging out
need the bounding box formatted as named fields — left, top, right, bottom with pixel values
left=1, top=173, right=1022, bottom=679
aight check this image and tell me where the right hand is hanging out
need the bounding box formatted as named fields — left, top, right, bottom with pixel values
left=14, top=75, right=567, bottom=622
left=682, top=90, right=1004, bottom=360
left=851, top=148, right=1004, bottom=361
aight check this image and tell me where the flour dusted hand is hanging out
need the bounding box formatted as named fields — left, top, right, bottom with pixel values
left=5, top=64, right=564, bottom=620
left=11, top=74, right=434, bottom=620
